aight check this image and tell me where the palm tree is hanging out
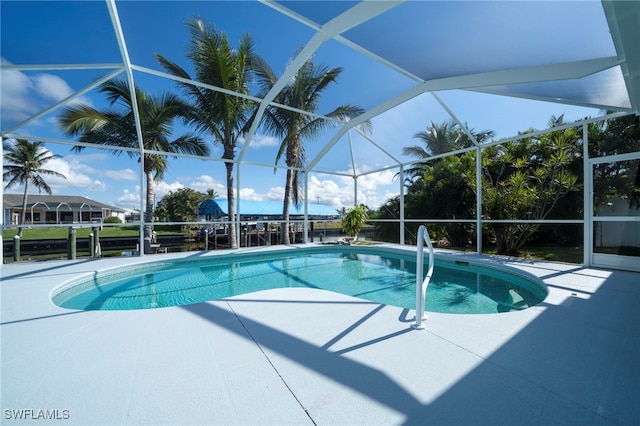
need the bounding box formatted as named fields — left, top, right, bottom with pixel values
left=254, top=55, right=368, bottom=244
left=205, top=188, right=219, bottom=200
left=155, top=18, right=257, bottom=249
left=408, top=120, right=463, bottom=157
left=403, top=120, right=493, bottom=180
left=3, top=139, right=66, bottom=236
left=58, top=79, right=209, bottom=253
left=341, top=204, right=369, bottom=241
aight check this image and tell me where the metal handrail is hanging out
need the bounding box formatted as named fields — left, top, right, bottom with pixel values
left=412, top=225, right=434, bottom=329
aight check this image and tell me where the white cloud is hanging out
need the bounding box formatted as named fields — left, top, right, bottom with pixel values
left=244, top=133, right=280, bottom=149
left=115, top=177, right=227, bottom=210
left=358, top=168, right=398, bottom=188
left=266, top=186, right=284, bottom=201
left=3, top=150, right=107, bottom=195
left=50, top=153, right=137, bottom=189
left=32, top=74, right=76, bottom=102
left=307, top=175, right=348, bottom=209
left=188, top=175, right=226, bottom=195
left=223, top=166, right=398, bottom=213
left=116, top=188, right=141, bottom=209
left=303, top=167, right=400, bottom=210
left=65, top=152, right=111, bottom=163
left=116, top=176, right=227, bottom=210
left=1, top=67, right=37, bottom=122
left=359, top=166, right=400, bottom=207
left=116, top=183, right=180, bottom=209
left=104, top=169, right=137, bottom=181
left=48, top=157, right=107, bottom=192
left=238, top=187, right=280, bottom=201
left=0, top=57, right=92, bottom=128
left=239, top=188, right=261, bottom=200
left=229, top=176, right=349, bottom=211
left=154, top=181, right=185, bottom=200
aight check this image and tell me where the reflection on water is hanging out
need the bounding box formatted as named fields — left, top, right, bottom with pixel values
left=342, top=252, right=543, bottom=313
left=53, top=250, right=546, bottom=313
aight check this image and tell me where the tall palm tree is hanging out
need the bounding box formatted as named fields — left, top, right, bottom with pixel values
left=254, top=55, right=368, bottom=244
left=155, top=18, right=257, bottom=249
left=403, top=120, right=493, bottom=180
left=3, top=138, right=66, bottom=236
left=205, top=188, right=219, bottom=199
left=409, top=120, right=463, bottom=157
left=58, top=79, right=209, bottom=253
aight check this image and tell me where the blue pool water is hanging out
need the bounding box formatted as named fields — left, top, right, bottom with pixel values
left=51, top=246, right=547, bottom=314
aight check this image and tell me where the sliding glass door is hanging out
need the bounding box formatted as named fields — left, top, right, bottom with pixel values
left=590, top=156, right=640, bottom=272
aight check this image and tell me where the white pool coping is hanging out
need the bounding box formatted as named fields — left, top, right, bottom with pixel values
left=1, top=244, right=639, bottom=425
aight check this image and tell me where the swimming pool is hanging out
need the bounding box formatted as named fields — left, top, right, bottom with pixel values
left=51, top=246, right=547, bottom=314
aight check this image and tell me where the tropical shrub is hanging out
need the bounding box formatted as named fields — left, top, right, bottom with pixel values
left=341, top=204, right=369, bottom=240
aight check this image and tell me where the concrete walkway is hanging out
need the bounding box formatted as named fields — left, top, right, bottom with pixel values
left=1, top=248, right=639, bottom=425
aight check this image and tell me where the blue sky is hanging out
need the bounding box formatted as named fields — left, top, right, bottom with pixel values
left=1, top=1, right=606, bottom=212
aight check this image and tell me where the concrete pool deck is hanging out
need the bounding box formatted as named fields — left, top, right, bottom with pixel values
left=1, top=245, right=639, bottom=425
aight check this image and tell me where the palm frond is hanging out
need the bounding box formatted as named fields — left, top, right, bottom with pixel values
left=100, top=78, right=135, bottom=106
left=3, top=138, right=66, bottom=192
left=58, top=105, right=110, bottom=135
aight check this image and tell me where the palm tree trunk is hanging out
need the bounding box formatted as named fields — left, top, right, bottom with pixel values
left=225, top=161, right=237, bottom=249
left=281, top=139, right=300, bottom=245
left=144, top=162, right=154, bottom=255
left=282, top=168, right=294, bottom=245
left=18, top=182, right=29, bottom=237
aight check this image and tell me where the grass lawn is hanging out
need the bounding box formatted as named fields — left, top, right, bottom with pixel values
left=483, top=245, right=584, bottom=264
left=595, top=246, right=640, bottom=257
left=3, top=221, right=344, bottom=241
left=2, top=226, right=178, bottom=240
left=1, top=223, right=603, bottom=265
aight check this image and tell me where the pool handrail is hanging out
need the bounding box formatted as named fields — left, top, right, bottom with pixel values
left=412, top=225, right=434, bottom=329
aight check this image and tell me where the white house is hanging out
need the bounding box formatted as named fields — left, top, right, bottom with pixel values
left=3, top=194, right=125, bottom=225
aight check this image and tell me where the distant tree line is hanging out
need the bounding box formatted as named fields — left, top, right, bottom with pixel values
left=154, top=188, right=219, bottom=225
left=372, top=114, right=640, bottom=255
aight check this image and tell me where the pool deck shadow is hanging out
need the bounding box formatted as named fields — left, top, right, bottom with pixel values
left=1, top=248, right=639, bottom=425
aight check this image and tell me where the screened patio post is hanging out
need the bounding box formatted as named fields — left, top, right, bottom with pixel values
left=476, top=145, right=483, bottom=254
left=235, top=164, right=241, bottom=249
left=583, top=124, right=591, bottom=267
left=106, top=0, right=146, bottom=256
left=303, top=173, right=309, bottom=244
left=399, top=165, right=405, bottom=245
left=0, top=136, right=3, bottom=261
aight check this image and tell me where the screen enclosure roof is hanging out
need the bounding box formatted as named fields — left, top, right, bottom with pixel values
left=1, top=0, right=639, bottom=179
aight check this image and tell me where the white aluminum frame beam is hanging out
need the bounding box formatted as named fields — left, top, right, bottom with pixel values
left=106, top=0, right=147, bottom=256
left=2, top=68, right=124, bottom=135
left=307, top=56, right=622, bottom=171
left=431, top=92, right=481, bottom=147
left=134, top=64, right=356, bottom=131
left=260, top=0, right=418, bottom=83
left=354, top=127, right=402, bottom=165
left=583, top=124, right=591, bottom=266
left=0, top=63, right=123, bottom=71
left=239, top=0, right=405, bottom=163
left=602, top=0, right=640, bottom=115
